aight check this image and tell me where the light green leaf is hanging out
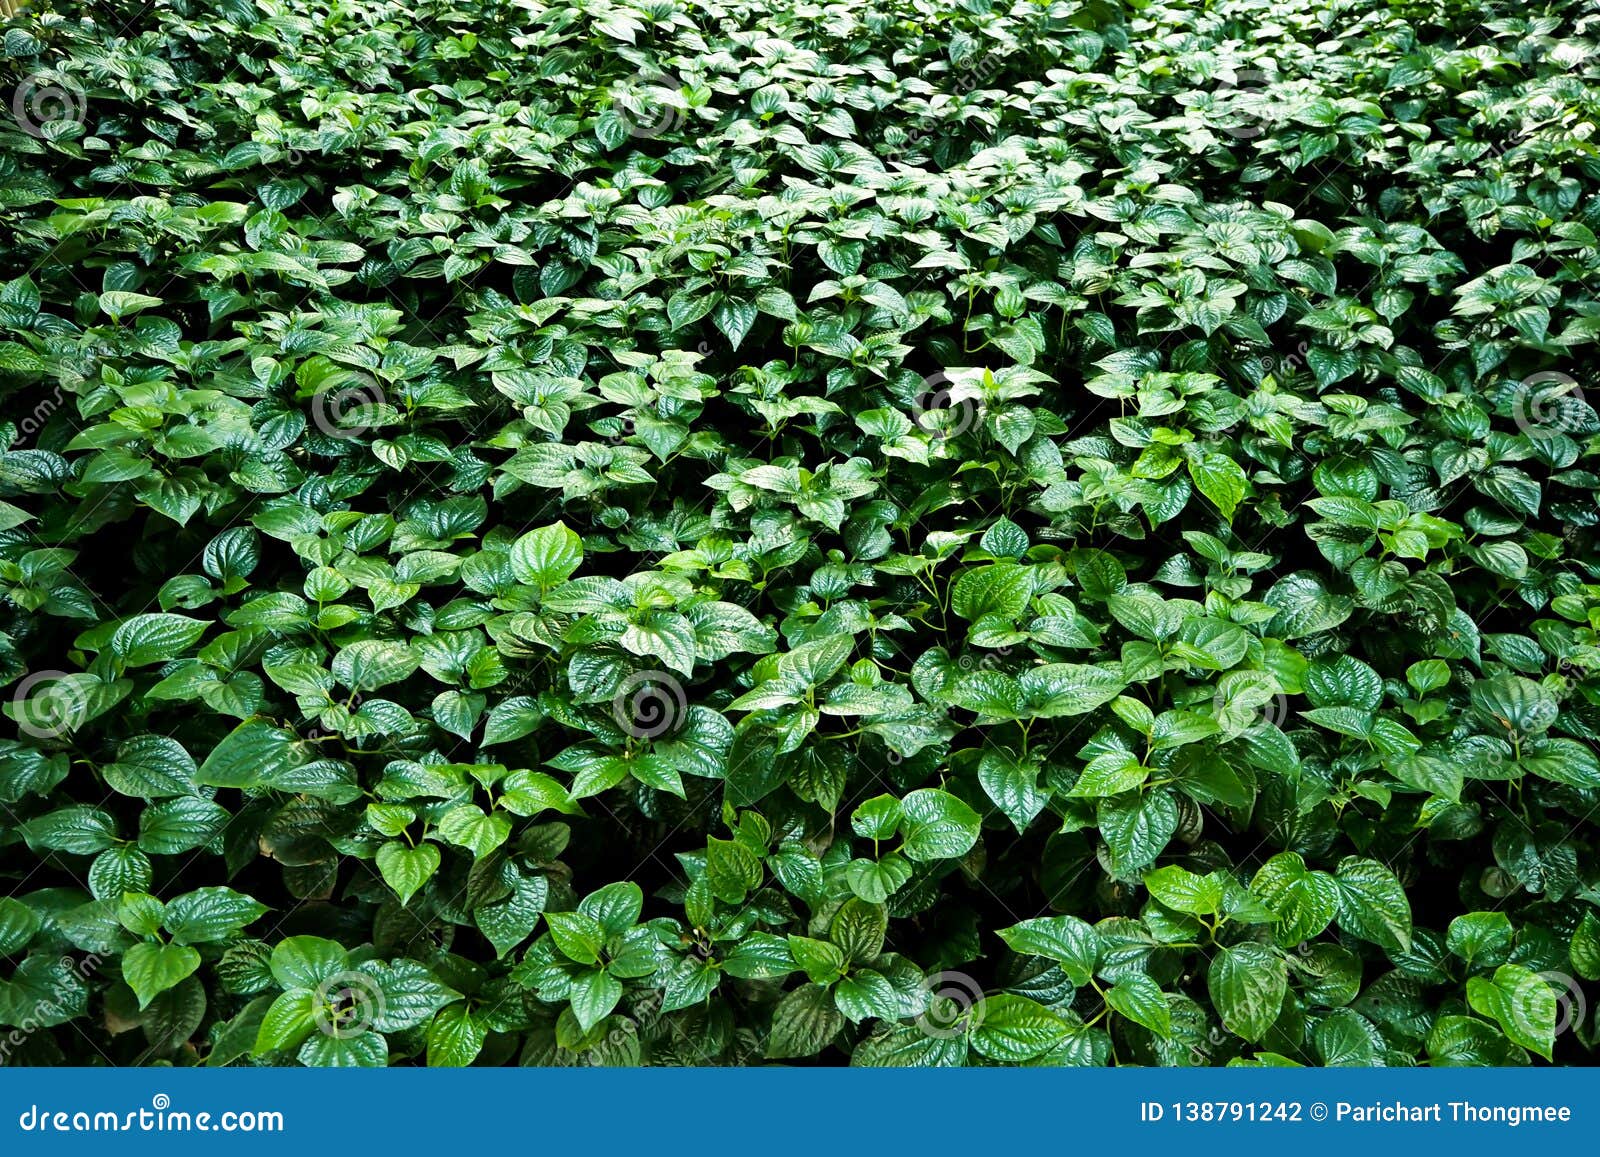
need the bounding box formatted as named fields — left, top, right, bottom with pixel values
left=123, top=942, right=201, bottom=1009
left=1208, top=944, right=1286, bottom=1042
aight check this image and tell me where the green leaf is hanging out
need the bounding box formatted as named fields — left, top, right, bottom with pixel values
left=829, top=898, right=888, bottom=964
left=376, top=841, right=441, bottom=906
left=788, top=935, right=846, bottom=984
left=436, top=804, right=511, bottom=859
left=706, top=836, right=764, bottom=903
left=331, top=639, right=419, bottom=691
left=163, top=887, right=268, bottom=945
left=851, top=794, right=902, bottom=840
left=475, top=871, right=548, bottom=958
left=509, top=522, right=584, bottom=587
left=1427, top=1015, right=1517, bottom=1067
left=620, top=613, right=698, bottom=677
left=1143, top=865, right=1227, bottom=916
left=1446, top=911, right=1514, bottom=970
left=426, top=1004, right=488, bottom=1066
left=1097, top=790, right=1179, bottom=874
left=970, top=994, right=1072, bottom=1061
left=567, top=968, right=624, bottom=1032
left=1019, top=663, right=1127, bottom=718
left=1466, top=965, right=1557, bottom=1060
left=109, top=614, right=208, bottom=666
left=1188, top=451, right=1248, bottom=520
left=254, top=989, right=319, bottom=1054
left=123, top=942, right=201, bottom=1009
left=851, top=1024, right=967, bottom=1067
left=1208, top=944, right=1286, bottom=1041
left=138, top=797, right=228, bottom=854
left=1470, top=674, right=1559, bottom=736
left=545, top=911, right=606, bottom=965
left=269, top=936, right=347, bottom=990
left=578, top=881, right=643, bottom=934
left=22, top=806, right=119, bottom=854
left=1105, top=974, right=1171, bottom=1038
left=997, top=915, right=1099, bottom=986
left=952, top=564, right=1034, bottom=621
left=369, top=960, right=459, bottom=1031
left=1334, top=857, right=1412, bottom=955
left=977, top=749, right=1049, bottom=832
left=0, top=898, right=41, bottom=955
left=102, top=735, right=198, bottom=799
left=298, top=1029, right=388, bottom=1068
left=897, top=788, right=981, bottom=862
left=1572, top=912, right=1600, bottom=981
left=833, top=969, right=900, bottom=1023
left=765, top=984, right=843, bottom=1059
left=196, top=719, right=302, bottom=789
left=89, top=845, right=152, bottom=900
left=1251, top=852, right=1339, bottom=945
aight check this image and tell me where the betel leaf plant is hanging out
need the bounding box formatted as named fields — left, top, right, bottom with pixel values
left=0, top=0, right=1598, bottom=1067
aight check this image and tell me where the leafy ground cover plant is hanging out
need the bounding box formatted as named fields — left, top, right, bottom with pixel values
left=0, top=0, right=1598, bottom=1067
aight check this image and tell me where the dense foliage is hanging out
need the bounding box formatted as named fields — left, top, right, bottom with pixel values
left=0, top=0, right=1598, bottom=1069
